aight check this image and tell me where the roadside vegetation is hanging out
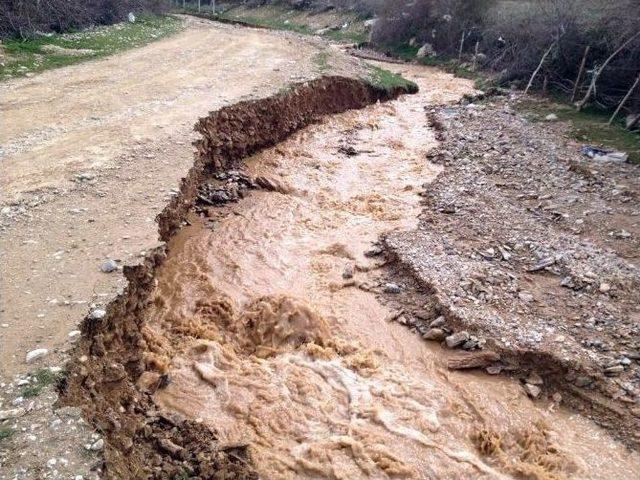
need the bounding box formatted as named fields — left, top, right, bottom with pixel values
left=216, top=0, right=639, bottom=160
left=366, top=64, right=418, bottom=94
left=517, top=99, right=640, bottom=164
left=19, top=368, right=64, bottom=398
left=0, top=14, right=182, bottom=80
left=176, top=2, right=369, bottom=43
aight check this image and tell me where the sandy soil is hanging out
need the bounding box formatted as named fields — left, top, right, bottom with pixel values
left=0, top=16, right=359, bottom=378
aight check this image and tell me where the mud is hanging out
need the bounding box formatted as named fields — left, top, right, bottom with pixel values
left=61, top=67, right=640, bottom=479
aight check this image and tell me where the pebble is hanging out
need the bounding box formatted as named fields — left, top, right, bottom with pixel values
left=364, top=246, right=384, bottom=257
left=68, top=330, right=81, bottom=340
left=526, top=372, right=544, bottom=386
left=342, top=264, right=355, bottom=280
left=575, top=376, right=592, bottom=387
left=598, top=282, right=611, bottom=293
left=422, top=328, right=446, bottom=341
left=445, top=331, right=470, bottom=348
left=0, top=407, right=25, bottom=420
left=87, top=309, right=106, bottom=320
left=518, top=292, right=534, bottom=303
left=88, top=438, right=104, bottom=451
left=383, top=282, right=402, bottom=294
left=524, top=383, right=541, bottom=399
left=100, top=259, right=118, bottom=273
left=604, top=365, right=624, bottom=375
left=429, top=316, right=445, bottom=328
left=26, top=348, right=48, bottom=363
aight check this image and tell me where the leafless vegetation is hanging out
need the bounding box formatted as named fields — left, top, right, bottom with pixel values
left=372, top=0, right=640, bottom=112
left=0, top=0, right=169, bottom=39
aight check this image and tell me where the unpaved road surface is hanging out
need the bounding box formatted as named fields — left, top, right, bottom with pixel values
left=0, top=16, right=361, bottom=377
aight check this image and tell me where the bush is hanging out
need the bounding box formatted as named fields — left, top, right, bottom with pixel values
left=370, top=0, right=640, bottom=112
left=0, top=0, right=170, bottom=39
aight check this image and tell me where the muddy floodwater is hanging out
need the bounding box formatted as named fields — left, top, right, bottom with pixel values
left=142, top=66, right=640, bottom=479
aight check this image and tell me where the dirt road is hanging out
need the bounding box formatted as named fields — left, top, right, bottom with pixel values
left=0, top=16, right=363, bottom=378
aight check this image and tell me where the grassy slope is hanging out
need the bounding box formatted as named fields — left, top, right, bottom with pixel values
left=178, top=3, right=369, bottom=44
left=1, top=14, right=183, bottom=80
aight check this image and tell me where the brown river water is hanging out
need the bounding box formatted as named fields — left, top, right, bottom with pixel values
left=143, top=66, right=639, bottom=479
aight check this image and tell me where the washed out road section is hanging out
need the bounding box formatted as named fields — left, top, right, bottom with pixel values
left=0, top=16, right=355, bottom=377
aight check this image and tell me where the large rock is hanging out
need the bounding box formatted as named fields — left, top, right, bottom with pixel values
left=416, top=43, right=436, bottom=59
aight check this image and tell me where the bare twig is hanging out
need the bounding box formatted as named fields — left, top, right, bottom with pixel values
left=608, top=72, right=640, bottom=125
left=472, top=41, right=479, bottom=71
left=577, top=31, right=640, bottom=110
left=458, top=30, right=465, bottom=61
left=570, top=45, right=590, bottom=103
left=524, top=41, right=556, bottom=96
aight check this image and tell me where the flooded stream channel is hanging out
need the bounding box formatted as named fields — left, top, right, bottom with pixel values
left=141, top=66, right=639, bottom=479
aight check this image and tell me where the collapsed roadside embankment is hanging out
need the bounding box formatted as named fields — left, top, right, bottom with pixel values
left=57, top=75, right=415, bottom=479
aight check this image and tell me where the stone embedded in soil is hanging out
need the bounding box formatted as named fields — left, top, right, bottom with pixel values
left=87, top=308, right=106, bottom=320
left=100, top=259, right=118, bottom=273
left=342, top=264, right=355, bottom=279
left=68, top=330, right=81, bottom=340
left=422, top=328, right=446, bottom=341
left=0, top=407, right=26, bottom=420
left=445, top=331, right=470, bottom=349
left=383, top=282, right=402, bottom=294
left=527, top=372, right=544, bottom=386
left=524, top=383, right=542, bottom=399
left=88, top=439, right=104, bottom=451
left=25, top=348, right=48, bottom=363
left=364, top=245, right=384, bottom=257
left=575, top=376, right=593, bottom=388
left=526, top=256, right=556, bottom=272
left=429, top=315, right=445, bottom=328
left=605, top=365, right=625, bottom=375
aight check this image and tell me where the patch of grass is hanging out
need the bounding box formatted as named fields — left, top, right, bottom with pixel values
left=1, top=14, right=183, bottom=80
left=313, top=50, right=331, bottom=73
left=517, top=99, right=640, bottom=164
left=380, top=43, right=496, bottom=86
left=0, top=427, right=14, bottom=442
left=20, top=368, right=63, bottom=398
left=366, top=64, right=418, bottom=94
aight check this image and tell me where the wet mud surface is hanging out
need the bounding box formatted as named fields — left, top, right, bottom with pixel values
left=61, top=69, right=640, bottom=479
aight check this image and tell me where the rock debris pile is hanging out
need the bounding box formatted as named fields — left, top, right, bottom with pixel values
left=385, top=95, right=640, bottom=445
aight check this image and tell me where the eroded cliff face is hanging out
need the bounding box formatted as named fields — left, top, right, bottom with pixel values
left=59, top=76, right=413, bottom=479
